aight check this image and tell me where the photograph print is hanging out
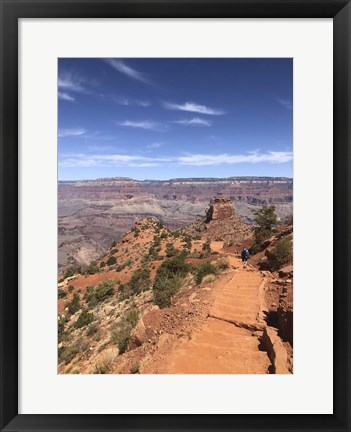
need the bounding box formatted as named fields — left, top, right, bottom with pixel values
left=58, top=58, right=293, bottom=374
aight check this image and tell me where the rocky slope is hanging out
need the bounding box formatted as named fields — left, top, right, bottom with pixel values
left=58, top=205, right=293, bottom=375
left=58, top=176, right=293, bottom=270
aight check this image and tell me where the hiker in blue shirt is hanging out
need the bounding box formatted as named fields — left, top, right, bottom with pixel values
left=241, top=248, right=249, bottom=265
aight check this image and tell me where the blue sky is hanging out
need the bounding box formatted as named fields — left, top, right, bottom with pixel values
left=58, top=58, right=293, bottom=180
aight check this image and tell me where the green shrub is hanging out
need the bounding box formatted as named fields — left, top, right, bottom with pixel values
left=269, top=237, right=292, bottom=269
left=64, top=267, right=75, bottom=279
left=95, top=280, right=115, bottom=302
left=202, top=239, right=211, bottom=254
left=83, top=286, right=98, bottom=307
left=87, top=262, right=99, bottom=275
left=67, top=293, right=81, bottom=315
left=58, top=288, right=67, bottom=299
left=165, top=242, right=177, bottom=257
left=110, top=307, right=139, bottom=354
left=153, top=256, right=190, bottom=308
left=100, top=261, right=106, bottom=268
left=106, top=256, right=117, bottom=266
left=118, top=283, right=132, bottom=301
left=75, top=309, right=94, bottom=328
left=129, top=268, right=151, bottom=295
left=195, top=262, right=218, bottom=285
left=68, top=285, right=74, bottom=292
left=153, top=274, right=183, bottom=308
left=87, top=322, right=99, bottom=336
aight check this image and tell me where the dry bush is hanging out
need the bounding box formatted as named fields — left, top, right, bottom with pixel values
left=92, top=349, right=117, bottom=374
left=216, top=257, right=229, bottom=270
left=201, top=274, right=216, bottom=284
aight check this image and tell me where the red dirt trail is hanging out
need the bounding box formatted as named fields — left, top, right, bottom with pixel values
left=154, top=245, right=271, bottom=374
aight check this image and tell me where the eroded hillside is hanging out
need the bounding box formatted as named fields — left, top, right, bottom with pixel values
left=58, top=176, right=293, bottom=269
left=58, top=200, right=293, bottom=374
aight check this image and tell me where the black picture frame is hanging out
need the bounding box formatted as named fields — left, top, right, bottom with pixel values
left=1, top=1, right=350, bottom=431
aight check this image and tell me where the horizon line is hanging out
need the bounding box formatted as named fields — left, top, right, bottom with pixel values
left=58, top=175, right=293, bottom=183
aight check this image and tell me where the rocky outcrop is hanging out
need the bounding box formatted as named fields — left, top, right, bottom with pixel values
left=277, top=283, right=293, bottom=346
left=205, top=198, right=236, bottom=222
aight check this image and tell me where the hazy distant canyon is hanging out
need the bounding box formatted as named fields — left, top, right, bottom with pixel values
left=58, top=176, right=293, bottom=270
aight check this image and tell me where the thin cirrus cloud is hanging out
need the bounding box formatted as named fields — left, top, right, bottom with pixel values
left=58, top=72, right=90, bottom=102
left=105, top=59, right=151, bottom=85
left=277, top=98, right=293, bottom=110
left=60, top=150, right=292, bottom=168
left=117, top=120, right=165, bottom=131
left=178, top=151, right=293, bottom=166
left=173, top=117, right=212, bottom=127
left=58, top=92, right=75, bottom=102
left=163, top=101, right=225, bottom=115
left=58, top=128, right=86, bottom=138
left=146, top=142, right=164, bottom=149
left=114, top=96, right=151, bottom=107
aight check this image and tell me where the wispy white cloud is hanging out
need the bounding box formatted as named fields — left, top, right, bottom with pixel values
left=59, top=150, right=292, bottom=168
left=173, top=117, right=212, bottom=127
left=114, top=97, right=151, bottom=107
left=59, top=153, right=170, bottom=168
left=277, top=98, right=293, bottom=110
left=105, top=59, right=151, bottom=85
left=146, top=142, right=164, bottom=149
left=58, top=71, right=95, bottom=102
left=58, top=92, right=75, bottom=102
left=118, top=120, right=165, bottom=131
left=178, top=151, right=293, bottom=166
left=58, top=72, right=87, bottom=93
left=163, top=101, right=224, bottom=115
left=58, top=128, right=86, bottom=138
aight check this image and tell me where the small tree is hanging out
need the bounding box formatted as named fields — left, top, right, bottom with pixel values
left=252, top=205, right=278, bottom=253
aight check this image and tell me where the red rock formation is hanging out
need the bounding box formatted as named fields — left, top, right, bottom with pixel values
left=206, top=198, right=236, bottom=222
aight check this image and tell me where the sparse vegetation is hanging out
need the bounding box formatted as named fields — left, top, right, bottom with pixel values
left=93, top=350, right=116, bottom=374
left=58, top=288, right=67, bottom=299
left=86, top=262, right=99, bottom=275
left=202, top=239, right=211, bottom=255
left=94, top=280, right=115, bottom=302
left=59, top=337, right=89, bottom=364
left=268, top=237, right=292, bottom=270
left=153, top=256, right=191, bottom=308
left=68, top=285, right=74, bottom=292
left=195, top=262, right=218, bottom=285
left=75, top=309, right=94, bottom=328
left=87, top=322, right=99, bottom=336
left=129, top=268, right=151, bottom=295
left=110, top=307, right=139, bottom=353
left=106, top=256, right=117, bottom=266
left=216, top=257, right=230, bottom=270
left=67, top=293, right=81, bottom=315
